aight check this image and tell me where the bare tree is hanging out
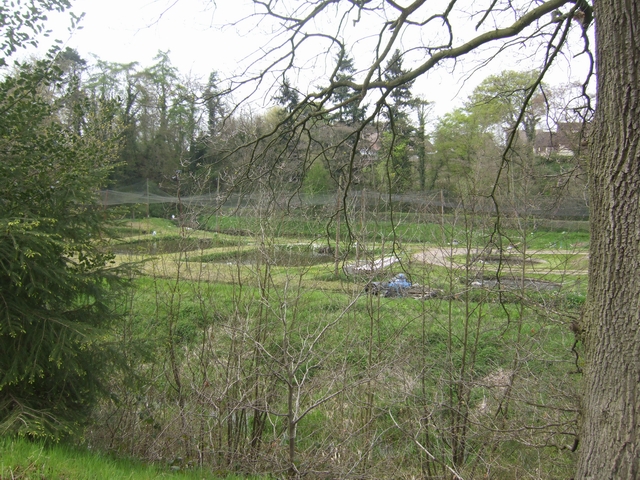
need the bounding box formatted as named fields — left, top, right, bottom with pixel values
left=215, top=0, right=640, bottom=477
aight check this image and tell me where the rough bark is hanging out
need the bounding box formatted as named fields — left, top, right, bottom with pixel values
left=576, top=0, right=640, bottom=478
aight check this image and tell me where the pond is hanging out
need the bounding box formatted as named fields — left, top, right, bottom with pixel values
left=192, top=245, right=335, bottom=267
left=112, top=236, right=237, bottom=255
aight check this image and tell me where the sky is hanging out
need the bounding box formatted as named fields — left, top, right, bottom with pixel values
left=37, top=0, right=593, bottom=120
left=44, top=0, right=253, bottom=80
left=37, top=0, right=483, bottom=115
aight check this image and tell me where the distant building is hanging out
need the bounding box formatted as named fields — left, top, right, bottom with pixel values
left=359, top=127, right=383, bottom=164
left=534, top=122, right=587, bottom=157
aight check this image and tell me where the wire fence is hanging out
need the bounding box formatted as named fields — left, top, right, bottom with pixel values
left=101, top=186, right=590, bottom=220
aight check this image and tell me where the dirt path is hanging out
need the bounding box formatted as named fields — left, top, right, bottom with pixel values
left=412, top=247, right=589, bottom=276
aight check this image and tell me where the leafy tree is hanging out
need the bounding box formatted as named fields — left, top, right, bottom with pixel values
left=0, top=57, right=125, bottom=438
left=52, top=47, right=89, bottom=135
left=302, top=160, right=332, bottom=194
left=382, top=49, right=414, bottom=129
left=0, top=0, right=75, bottom=65
left=430, top=72, right=549, bottom=195
left=85, top=54, right=205, bottom=186
left=329, top=52, right=366, bottom=125
left=411, top=96, right=432, bottom=191
left=169, top=82, right=199, bottom=160
left=204, top=71, right=226, bottom=138
left=85, top=60, right=142, bottom=179
left=430, top=108, right=491, bottom=192
left=377, top=50, right=416, bottom=192
left=379, top=131, right=413, bottom=192
left=191, top=71, right=228, bottom=182
left=468, top=70, right=544, bottom=141
left=466, top=70, right=564, bottom=200
left=274, top=76, right=300, bottom=114
left=136, top=51, right=182, bottom=182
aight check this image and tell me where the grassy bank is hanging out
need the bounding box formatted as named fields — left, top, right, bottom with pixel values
left=0, top=436, right=263, bottom=480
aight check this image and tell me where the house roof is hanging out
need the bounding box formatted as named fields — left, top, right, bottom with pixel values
left=534, top=122, right=587, bottom=154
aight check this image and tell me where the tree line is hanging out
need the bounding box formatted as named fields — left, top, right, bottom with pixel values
left=47, top=45, right=588, bottom=205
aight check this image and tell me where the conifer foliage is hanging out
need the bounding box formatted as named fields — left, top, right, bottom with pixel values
left=0, top=5, right=125, bottom=439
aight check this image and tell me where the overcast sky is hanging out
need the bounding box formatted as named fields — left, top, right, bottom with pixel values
left=37, top=0, right=592, bottom=119
left=44, top=0, right=253, bottom=80
left=37, top=0, right=476, bottom=113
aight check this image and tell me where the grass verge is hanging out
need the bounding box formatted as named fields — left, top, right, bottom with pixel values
left=0, top=436, right=264, bottom=480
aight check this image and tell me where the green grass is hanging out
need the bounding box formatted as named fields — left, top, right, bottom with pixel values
left=113, top=217, right=178, bottom=237
left=95, top=210, right=587, bottom=478
left=0, top=436, right=262, bottom=480
left=199, top=210, right=589, bottom=252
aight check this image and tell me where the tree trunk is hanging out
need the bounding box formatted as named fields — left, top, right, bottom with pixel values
left=576, top=1, right=640, bottom=477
